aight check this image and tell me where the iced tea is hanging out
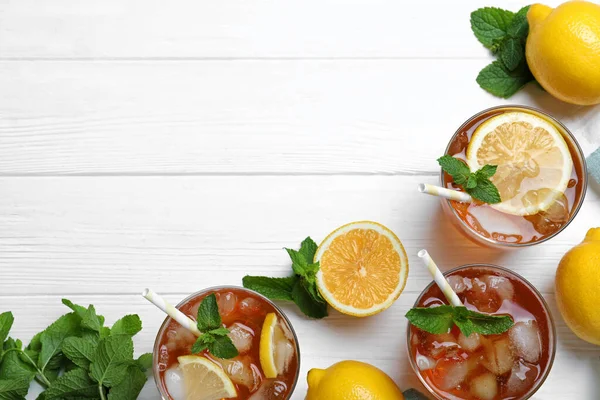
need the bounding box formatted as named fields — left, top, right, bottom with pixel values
left=407, top=265, right=555, bottom=400
left=153, top=287, right=300, bottom=400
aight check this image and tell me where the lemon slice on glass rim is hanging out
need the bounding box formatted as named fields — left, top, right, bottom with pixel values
left=177, top=355, right=237, bottom=400
left=466, top=111, right=573, bottom=216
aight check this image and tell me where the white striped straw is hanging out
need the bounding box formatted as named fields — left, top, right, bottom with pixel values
left=417, top=250, right=463, bottom=307
left=418, top=183, right=472, bottom=203
left=142, top=288, right=202, bottom=337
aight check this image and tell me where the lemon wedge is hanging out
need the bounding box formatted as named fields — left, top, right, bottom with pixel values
left=314, top=221, right=408, bottom=317
left=177, top=355, right=237, bottom=400
left=466, top=111, right=573, bottom=216
left=259, top=312, right=278, bottom=378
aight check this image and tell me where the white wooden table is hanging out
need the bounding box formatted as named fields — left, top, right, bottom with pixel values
left=1, top=1, right=599, bottom=398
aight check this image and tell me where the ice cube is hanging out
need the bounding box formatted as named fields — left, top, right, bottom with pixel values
left=482, top=337, right=513, bottom=375
left=426, top=333, right=458, bottom=358
left=524, top=191, right=569, bottom=235
left=447, top=275, right=467, bottom=294
left=240, top=297, right=262, bottom=315
left=279, top=320, right=294, bottom=341
left=164, top=366, right=185, bottom=400
left=506, top=360, right=537, bottom=396
left=458, top=332, right=481, bottom=352
left=509, top=321, right=541, bottom=363
left=470, top=372, right=498, bottom=400
left=175, top=326, right=197, bottom=345
left=468, top=277, right=500, bottom=313
left=248, top=379, right=288, bottom=399
left=214, top=355, right=261, bottom=391
left=416, top=354, right=436, bottom=371
left=218, top=291, right=237, bottom=317
left=228, top=323, right=254, bottom=354
left=273, top=324, right=294, bottom=374
left=435, top=359, right=471, bottom=390
left=159, top=344, right=169, bottom=371
left=483, top=275, right=515, bottom=302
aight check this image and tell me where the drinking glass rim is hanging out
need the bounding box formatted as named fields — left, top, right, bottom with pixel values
left=440, top=104, right=588, bottom=248
left=151, top=285, right=301, bottom=400
left=405, top=263, right=557, bottom=400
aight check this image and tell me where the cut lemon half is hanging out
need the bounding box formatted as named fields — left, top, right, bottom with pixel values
left=314, top=221, right=408, bottom=317
left=466, top=111, right=573, bottom=216
left=259, top=312, right=278, bottom=379
left=177, top=355, right=237, bottom=400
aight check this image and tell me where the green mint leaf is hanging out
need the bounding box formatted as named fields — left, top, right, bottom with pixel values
left=135, top=353, right=153, bottom=372
left=466, top=174, right=478, bottom=189
left=285, top=248, right=309, bottom=276
left=470, top=7, right=514, bottom=49
left=476, top=60, right=533, bottom=98
left=437, top=155, right=471, bottom=186
left=402, top=388, right=431, bottom=400
left=291, top=280, right=328, bottom=319
left=468, top=177, right=502, bottom=204
left=196, top=294, right=221, bottom=332
left=90, top=335, right=134, bottom=388
left=298, top=237, right=318, bottom=263
left=207, top=335, right=238, bottom=359
left=0, top=339, right=36, bottom=385
left=301, top=278, right=326, bottom=305
left=453, top=307, right=514, bottom=335
left=107, top=365, right=147, bottom=400
left=110, top=315, right=142, bottom=337
left=507, top=6, right=531, bottom=38
left=62, top=336, right=98, bottom=369
left=242, top=276, right=296, bottom=301
left=38, top=313, right=81, bottom=374
left=0, top=378, right=29, bottom=399
left=453, top=318, right=476, bottom=338
left=100, top=327, right=111, bottom=338
left=405, top=306, right=456, bottom=334
left=476, top=164, right=498, bottom=179
left=191, top=340, right=209, bottom=354
left=499, top=37, right=524, bottom=71
left=41, top=368, right=97, bottom=400
left=0, top=313, right=14, bottom=346
left=61, top=299, right=103, bottom=333
left=208, top=327, right=230, bottom=337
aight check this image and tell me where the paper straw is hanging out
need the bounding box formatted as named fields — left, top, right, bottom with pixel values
left=418, top=183, right=472, bottom=203
left=417, top=250, right=463, bottom=307
left=142, top=288, right=202, bottom=337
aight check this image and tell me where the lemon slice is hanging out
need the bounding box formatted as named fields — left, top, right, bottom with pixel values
left=259, top=312, right=278, bottom=378
left=314, top=221, right=408, bottom=317
left=177, top=355, right=237, bottom=400
left=466, top=111, right=573, bottom=216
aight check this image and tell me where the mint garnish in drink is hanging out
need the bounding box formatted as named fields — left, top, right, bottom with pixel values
left=438, top=155, right=501, bottom=204
left=191, top=293, right=239, bottom=359
left=243, top=237, right=328, bottom=319
left=406, top=305, right=514, bottom=337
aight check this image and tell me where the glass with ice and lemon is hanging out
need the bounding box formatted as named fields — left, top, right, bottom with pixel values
left=152, top=287, right=300, bottom=400
left=441, top=106, right=587, bottom=247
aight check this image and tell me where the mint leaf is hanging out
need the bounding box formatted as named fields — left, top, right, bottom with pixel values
left=0, top=339, right=36, bottom=385
left=470, top=7, right=514, bottom=49
left=190, top=340, right=209, bottom=354
left=38, top=313, right=81, bottom=375
left=196, top=294, right=221, bottom=332
left=403, top=389, right=430, bottom=400
left=477, top=164, right=498, bottom=179
left=208, top=327, right=229, bottom=337
left=405, top=306, right=455, bottom=334
left=477, top=60, right=533, bottom=98
left=507, top=6, right=531, bottom=38
left=135, top=353, right=152, bottom=372
left=61, top=299, right=103, bottom=333
left=110, top=315, right=141, bottom=337
left=291, top=280, right=328, bottom=319
left=0, top=378, right=29, bottom=399
left=242, top=276, right=296, bottom=301
left=469, top=178, right=501, bottom=204
left=499, top=37, right=523, bottom=71
left=208, top=336, right=238, bottom=359
left=298, top=237, right=318, bottom=263
left=62, top=336, right=98, bottom=369
left=42, top=368, right=97, bottom=400
left=0, top=313, right=14, bottom=346
left=90, top=335, right=134, bottom=388
left=107, top=365, right=146, bottom=400
left=454, top=307, right=514, bottom=335
left=437, top=155, right=470, bottom=186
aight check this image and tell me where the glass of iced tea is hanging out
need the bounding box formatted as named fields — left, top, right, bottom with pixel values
left=152, top=286, right=300, bottom=400
left=441, top=105, right=587, bottom=247
left=407, top=264, right=556, bottom=400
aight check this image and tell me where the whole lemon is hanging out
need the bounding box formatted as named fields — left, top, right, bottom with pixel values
left=555, top=228, right=600, bottom=345
left=526, top=1, right=600, bottom=105
left=306, top=360, right=404, bottom=400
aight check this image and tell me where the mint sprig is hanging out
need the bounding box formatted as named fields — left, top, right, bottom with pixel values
left=438, top=155, right=501, bottom=204
left=243, top=237, right=328, bottom=319
left=191, top=294, right=238, bottom=359
left=406, top=305, right=514, bottom=337
left=471, top=5, right=534, bottom=98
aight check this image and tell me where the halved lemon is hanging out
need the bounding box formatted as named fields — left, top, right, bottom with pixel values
left=259, top=312, right=278, bottom=378
left=314, top=221, right=408, bottom=317
left=466, top=111, right=573, bottom=216
left=177, top=355, right=237, bottom=400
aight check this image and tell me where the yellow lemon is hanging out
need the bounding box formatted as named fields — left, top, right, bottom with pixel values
left=306, top=360, right=404, bottom=400
left=314, top=221, right=409, bottom=317
left=555, top=228, right=600, bottom=345
left=259, top=312, right=278, bottom=378
left=526, top=1, right=600, bottom=105
left=177, top=355, right=237, bottom=400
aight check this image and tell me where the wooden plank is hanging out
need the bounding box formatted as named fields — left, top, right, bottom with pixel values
left=0, top=0, right=563, bottom=59
left=1, top=175, right=598, bottom=297
left=3, top=60, right=596, bottom=175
